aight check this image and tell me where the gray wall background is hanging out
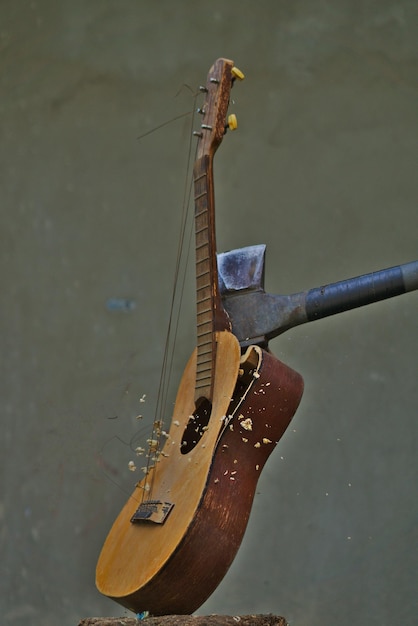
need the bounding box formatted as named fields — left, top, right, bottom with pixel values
left=1, top=2, right=417, bottom=625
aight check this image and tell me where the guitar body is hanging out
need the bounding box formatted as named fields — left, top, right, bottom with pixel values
left=96, top=330, right=303, bottom=615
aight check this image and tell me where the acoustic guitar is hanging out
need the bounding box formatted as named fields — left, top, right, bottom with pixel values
left=96, top=58, right=304, bottom=616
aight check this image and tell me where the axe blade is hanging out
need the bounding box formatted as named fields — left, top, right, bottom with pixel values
left=217, top=244, right=266, bottom=295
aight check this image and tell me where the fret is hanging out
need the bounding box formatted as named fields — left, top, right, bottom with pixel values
left=198, top=322, right=212, bottom=329
left=197, top=339, right=212, bottom=349
left=196, top=376, right=212, bottom=385
left=197, top=327, right=212, bottom=337
left=195, top=380, right=211, bottom=389
left=198, top=346, right=212, bottom=354
left=197, top=325, right=212, bottom=333
left=197, top=293, right=211, bottom=302
left=200, top=333, right=212, bottom=346
left=197, top=314, right=212, bottom=323
left=197, top=283, right=211, bottom=291
left=197, top=336, right=212, bottom=345
left=197, top=356, right=212, bottom=365
left=196, top=368, right=212, bottom=378
left=196, top=241, right=209, bottom=251
left=196, top=237, right=209, bottom=249
left=197, top=366, right=212, bottom=375
left=194, top=171, right=207, bottom=182
left=195, top=381, right=211, bottom=389
left=197, top=337, right=212, bottom=346
left=196, top=361, right=212, bottom=370
left=196, top=377, right=212, bottom=386
left=195, top=207, right=209, bottom=219
left=197, top=357, right=212, bottom=366
left=197, top=333, right=212, bottom=343
left=197, top=324, right=212, bottom=334
left=197, top=348, right=212, bottom=357
left=196, top=271, right=211, bottom=286
left=197, top=344, right=212, bottom=352
left=196, top=371, right=212, bottom=378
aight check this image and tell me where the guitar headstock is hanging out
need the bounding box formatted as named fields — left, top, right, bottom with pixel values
left=194, top=58, right=244, bottom=159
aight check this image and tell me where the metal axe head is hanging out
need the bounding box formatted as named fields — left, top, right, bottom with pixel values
left=217, top=244, right=266, bottom=295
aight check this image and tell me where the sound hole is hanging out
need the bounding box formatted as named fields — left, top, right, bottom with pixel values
left=180, top=397, right=212, bottom=454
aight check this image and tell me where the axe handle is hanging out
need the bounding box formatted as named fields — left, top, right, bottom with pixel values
left=304, top=260, right=418, bottom=323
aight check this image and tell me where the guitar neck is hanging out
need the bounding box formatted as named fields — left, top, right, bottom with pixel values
left=193, top=154, right=229, bottom=401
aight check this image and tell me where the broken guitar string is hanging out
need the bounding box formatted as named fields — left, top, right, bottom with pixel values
left=99, top=88, right=202, bottom=501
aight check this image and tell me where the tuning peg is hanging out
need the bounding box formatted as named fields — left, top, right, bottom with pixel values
left=227, top=114, right=238, bottom=131
left=231, top=66, right=245, bottom=81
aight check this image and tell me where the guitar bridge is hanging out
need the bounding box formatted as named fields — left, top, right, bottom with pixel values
left=130, top=500, right=174, bottom=525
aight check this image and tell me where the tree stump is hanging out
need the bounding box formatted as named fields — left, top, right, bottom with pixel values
left=78, top=615, right=287, bottom=626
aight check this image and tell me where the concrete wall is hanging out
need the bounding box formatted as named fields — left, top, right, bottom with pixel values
left=1, top=1, right=416, bottom=625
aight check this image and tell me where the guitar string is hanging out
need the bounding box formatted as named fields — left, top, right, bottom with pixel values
left=137, top=96, right=199, bottom=503
left=100, top=81, right=242, bottom=508
left=142, top=112, right=198, bottom=501
left=136, top=110, right=193, bottom=141
left=97, top=97, right=199, bottom=503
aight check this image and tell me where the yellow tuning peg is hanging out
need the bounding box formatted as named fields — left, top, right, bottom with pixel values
left=232, top=66, right=245, bottom=80
left=228, top=113, right=238, bottom=131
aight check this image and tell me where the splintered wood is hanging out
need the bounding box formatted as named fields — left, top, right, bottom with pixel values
left=78, top=615, right=287, bottom=626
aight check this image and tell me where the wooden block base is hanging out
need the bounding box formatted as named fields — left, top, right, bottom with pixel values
left=78, top=615, right=287, bottom=626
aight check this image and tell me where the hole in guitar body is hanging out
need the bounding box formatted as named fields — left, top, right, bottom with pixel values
left=180, top=397, right=212, bottom=454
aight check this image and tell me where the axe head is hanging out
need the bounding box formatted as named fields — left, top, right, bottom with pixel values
left=217, top=244, right=266, bottom=295
left=217, top=244, right=295, bottom=347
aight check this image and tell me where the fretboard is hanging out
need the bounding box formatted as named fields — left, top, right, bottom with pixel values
left=193, top=155, right=229, bottom=401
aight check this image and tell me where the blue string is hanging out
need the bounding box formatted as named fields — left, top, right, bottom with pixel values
left=136, top=611, right=149, bottom=621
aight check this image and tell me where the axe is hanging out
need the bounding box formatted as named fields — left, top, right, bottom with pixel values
left=217, top=244, right=418, bottom=347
